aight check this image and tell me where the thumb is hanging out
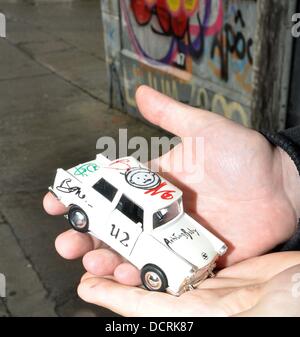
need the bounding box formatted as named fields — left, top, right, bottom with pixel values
left=135, top=85, right=223, bottom=137
left=77, top=275, right=175, bottom=317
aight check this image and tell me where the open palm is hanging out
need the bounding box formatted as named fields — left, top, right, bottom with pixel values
left=44, top=86, right=299, bottom=314
left=143, top=86, right=298, bottom=266
left=77, top=252, right=300, bottom=317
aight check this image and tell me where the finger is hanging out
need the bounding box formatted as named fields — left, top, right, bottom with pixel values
left=135, top=85, right=223, bottom=137
left=232, top=267, right=300, bottom=317
left=43, top=192, right=68, bottom=215
left=83, top=248, right=142, bottom=285
left=114, top=262, right=141, bottom=286
left=217, top=252, right=300, bottom=283
left=83, top=248, right=123, bottom=276
left=81, top=272, right=96, bottom=283
left=77, top=276, right=176, bottom=317
left=55, top=229, right=101, bottom=260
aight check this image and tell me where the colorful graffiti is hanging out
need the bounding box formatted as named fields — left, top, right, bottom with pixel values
left=210, top=9, right=253, bottom=82
left=123, top=0, right=223, bottom=69
left=122, top=59, right=251, bottom=127
left=121, top=0, right=254, bottom=92
left=103, top=0, right=292, bottom=130
left=115, top=0, right=256, bottom=126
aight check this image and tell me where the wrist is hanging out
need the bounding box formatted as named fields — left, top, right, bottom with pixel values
left=279, top=147, right=300, bottom=220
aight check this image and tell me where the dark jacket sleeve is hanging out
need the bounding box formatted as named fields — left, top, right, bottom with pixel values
left=261, top=126, right=300, bottom=251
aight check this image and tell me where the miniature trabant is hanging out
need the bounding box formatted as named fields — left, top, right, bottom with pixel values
left=49, top=155, right=227, bottom=295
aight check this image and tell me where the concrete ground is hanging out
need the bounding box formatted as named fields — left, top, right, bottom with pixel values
left=0, top=0, right=165, bottom=316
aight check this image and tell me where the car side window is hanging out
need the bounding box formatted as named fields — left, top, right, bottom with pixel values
left=116, top=195, right=143, bottom=226
left=93, top=178, right=117, bottom=202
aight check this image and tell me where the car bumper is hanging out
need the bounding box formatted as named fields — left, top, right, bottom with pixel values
left=166, top=257, right=218, bottom=296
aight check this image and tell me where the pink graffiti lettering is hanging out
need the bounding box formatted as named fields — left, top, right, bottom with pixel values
left=108, top=159, right=132, bottom=171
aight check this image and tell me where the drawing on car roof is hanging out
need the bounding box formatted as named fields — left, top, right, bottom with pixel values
left=50, top=155, right=228, bottom=296
left=124, top=167, right=161, bottom=190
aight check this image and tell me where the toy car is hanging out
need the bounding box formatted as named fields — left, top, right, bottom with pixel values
left=49, top=155, right=227, bottom=296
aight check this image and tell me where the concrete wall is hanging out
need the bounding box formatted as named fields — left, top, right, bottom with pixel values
left=102, top=0, right=296, bottom=131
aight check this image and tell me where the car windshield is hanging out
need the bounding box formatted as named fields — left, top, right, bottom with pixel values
left=153, top=198, right=182, bottom=229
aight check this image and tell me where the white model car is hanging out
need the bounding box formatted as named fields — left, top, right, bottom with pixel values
left=49, top=155, right=227, bottom=296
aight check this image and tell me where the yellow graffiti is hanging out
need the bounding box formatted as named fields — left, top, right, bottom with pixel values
left=207, top=59, right=222, bottom=80
left=147, top=71, right=179, bottom=100
left=123, top=65, right=137, bottom=108
left=194, top=87, right=210, bottom=110
left=211, top=94, right=249, bottom=126
left=235, top=63, right=253, bottom=94
left=161, top=78, right=179, bottom=100
left=153, top=0, right=200, bottom=16
left=166, top=0, right=181, bottom=14
left=122, top=63, right=250, bottom=127
left=208, top=50, right=253, bottom=95
left=183, top=0, right=199, bottom=15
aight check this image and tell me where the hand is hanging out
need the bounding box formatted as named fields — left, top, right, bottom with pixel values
left=132, top=87, right=299, bottom=266
left=75, top=252, right=300, bottom=317
left=43, top=85, right=299, bottom=304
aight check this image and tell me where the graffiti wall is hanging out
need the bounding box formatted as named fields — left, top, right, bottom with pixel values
left=119, top=0, right=256, bottom=126
left=101, top=0, right=294, bottom=130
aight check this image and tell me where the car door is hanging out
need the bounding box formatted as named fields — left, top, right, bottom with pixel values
left=104, top=194, right=144, bottom=258
left=88, top=178, right=119, bottom=235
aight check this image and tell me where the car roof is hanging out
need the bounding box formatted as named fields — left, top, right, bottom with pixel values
left=68, top=155, right=183, bottom=211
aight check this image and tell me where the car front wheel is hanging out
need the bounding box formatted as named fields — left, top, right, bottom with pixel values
left=68, top=206, right=89, bottom=233
left=141, top=264, right=168, bottom=292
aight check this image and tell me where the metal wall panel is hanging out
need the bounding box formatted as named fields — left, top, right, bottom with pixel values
left=102, top=0, right=296, bottom=131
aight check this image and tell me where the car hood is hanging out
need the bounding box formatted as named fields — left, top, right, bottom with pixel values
left=152, top=214, right=217, bottom=268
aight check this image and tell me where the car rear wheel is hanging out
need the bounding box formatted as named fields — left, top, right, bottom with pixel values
left=141, top=264, right=168, bottom=292
left=68, top=206, right=89, bottom=233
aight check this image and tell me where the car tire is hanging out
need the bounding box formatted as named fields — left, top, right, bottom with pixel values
left=141, top=264, right=168, bottom=292
left=68, top=206, right=89, bottom=233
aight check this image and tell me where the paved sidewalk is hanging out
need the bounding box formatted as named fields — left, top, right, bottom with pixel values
left=0, top=0, right=164, bottom=317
